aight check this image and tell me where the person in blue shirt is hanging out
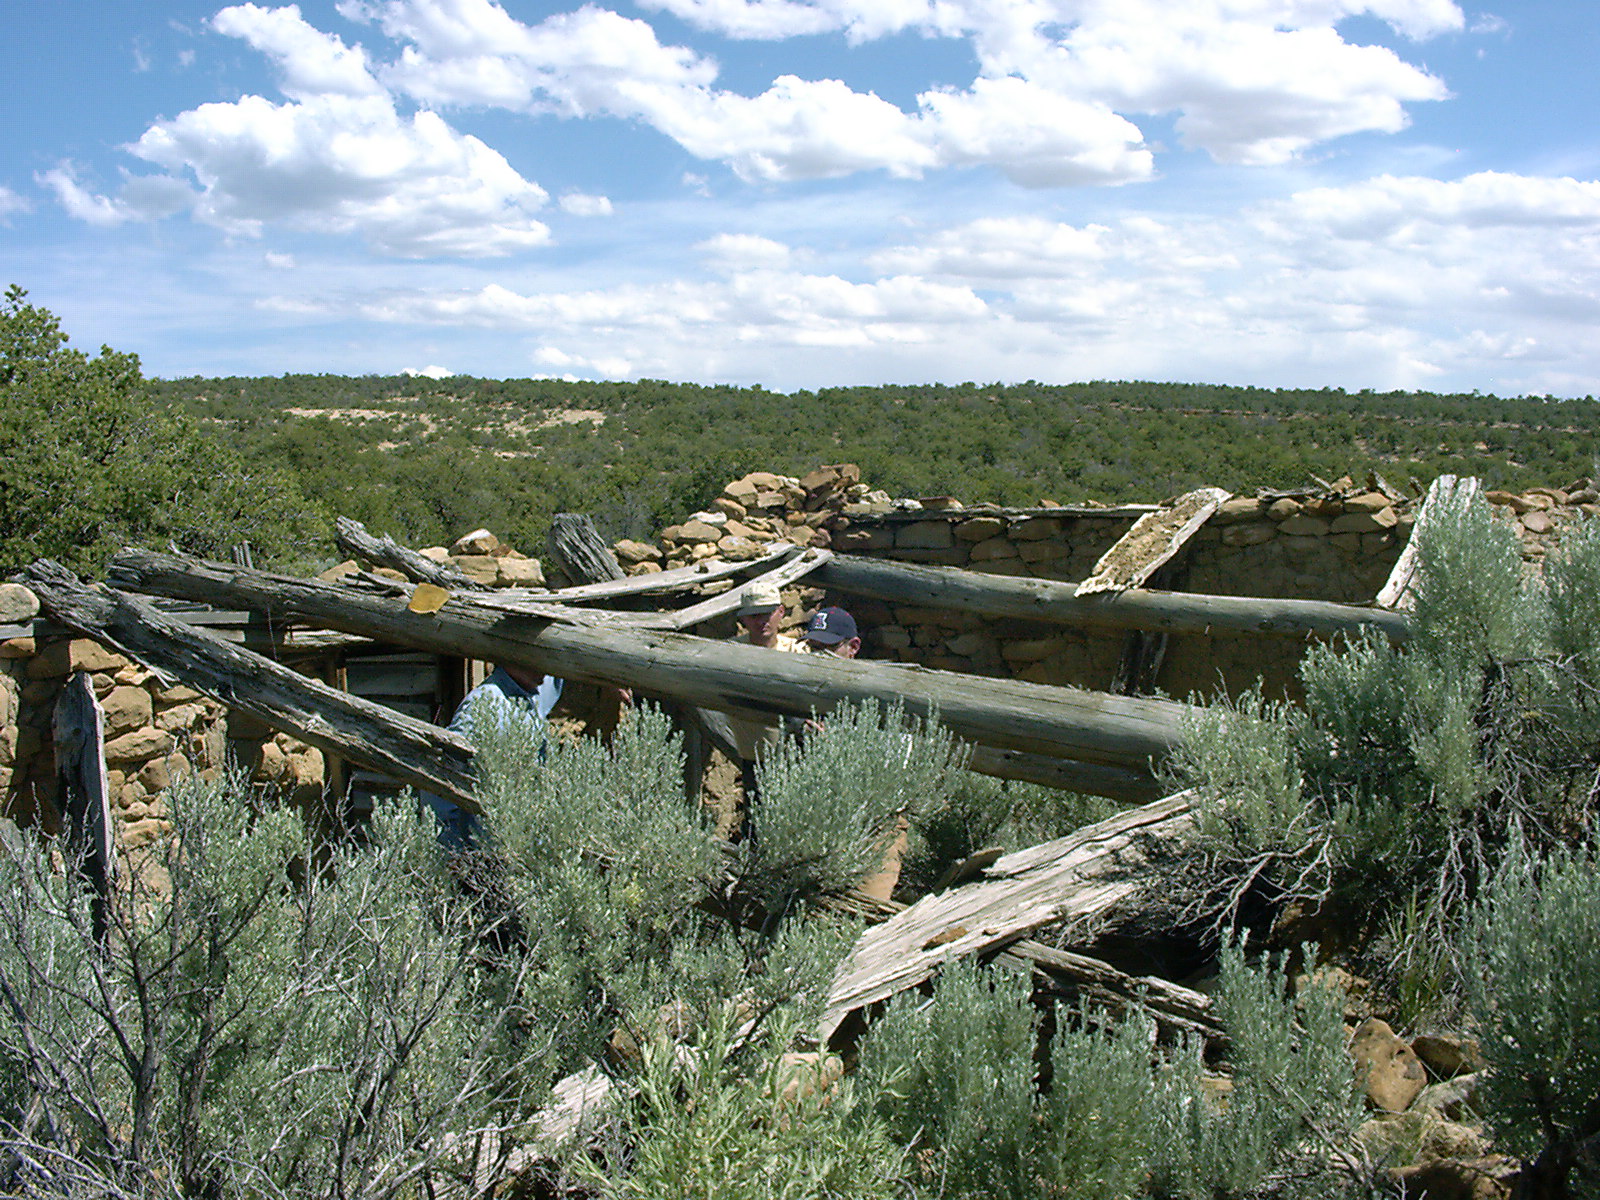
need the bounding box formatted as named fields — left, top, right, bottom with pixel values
left=423, top=663, right=564, bottom=850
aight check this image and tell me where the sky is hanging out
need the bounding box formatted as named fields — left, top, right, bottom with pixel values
left=4, top=0, right=1599, bottom=396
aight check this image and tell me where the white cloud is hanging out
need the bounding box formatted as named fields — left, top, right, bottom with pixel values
left=0, top=185, right=30, bottom=223
left=402, top=363, right=455, bottom=377
left=264, top=250, right=296, bottom=267
left=252, top=167, right=1598, bottom=396
left=697, top=232, right=792, bottom=271
left=559, top=192, right=613, bottom=216
left=212, top=3, right=385, bottom=99
left=37, top=164, right=134, bottom=226
left=123, top=91, right=550, bottom=256
left=870, top=217, right=1109, bottom=279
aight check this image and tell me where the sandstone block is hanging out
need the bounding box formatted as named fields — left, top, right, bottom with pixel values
left=709, top=496, right=747, bottom=519
left=1016, top=539, right=1070, bottom=563
left=1345, top=490, right=1393, bottom=514
left=799, top=463, right=860, bottom=494
left=1351, top=1018, right=1428, bottom=1112
left=1332, top=508, right=1398, bottom=533
left=1278, top=534, right=1326, bottom=553
left=979, top=559, right=1034, bottom=577
left=724, top=478, right=759, bottom=503
left=496, top=557, right=546, bottom=587
left=104, top=727, right=174, bottom=763
left=451, top=528, right=501, bottom=555
left=137, top=757, right=171, bottom=794
left=676, top=519, right=723, bottom=544
left=1413, top=1073, right=1483, bottom=1123
left=254, top=741, right=289, bottom=783
left=612, top=539, right=662, bottom=565
left=874, top=625, right=912, bottom=650
left=1010, top=517, right=1062, bottom=541
left=0, top=637, right=35, bottom=659
left=417, top=546, right=449, bottom=561
left=25, top=641, right=70, bottom=680
left=101, top=685, right=154, bottom=737
left=834, top=528, right=893, bottom=551
left=121, top=818, right=167, bottom=850
left=1267, top=498, right=1302, bottom=520
left=895, top=521, right=955, bottom=550
left=156, top=683, right=204, bottom=703
left=1411, top=1036, right=1487, bottom=1080
left=288, top=749, right=325, bottom=789
left=1213, top=497, right=1265, bottom=524
left=1221, top=524, right=1275, bottom=547
left=955, top=516, right=1007, bottom=542
left=155, top=702, right=208, bottom=732
left=1362, top=532, right=1398, bottom=555
left=1278, top=514, right=1331, bottom=537
left=968, top=536, right=1019, bottom=561
left=0, top=584, right=39, bottom=624
left=946, top=632, right=990, bottom=657
left=449, top=555, right=500, bottom=585
left=1521, top=510, right=1554, bottom=534
left=1003, top=637, right=1069, bottom=663
left=318, top=560, right=361, bottom=583
left=717, top=535, right=765, bottom=560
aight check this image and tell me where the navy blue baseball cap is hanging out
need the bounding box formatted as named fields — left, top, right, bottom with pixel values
left=806, top=606, right=858, bottom=645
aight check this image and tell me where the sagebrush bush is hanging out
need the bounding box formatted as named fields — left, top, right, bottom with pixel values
left=1466, top=834, right=1600, bottom=1199
left=0, top=773, right=555, bottom=1200
left=1168, top=486, right=1600, bottom=950
left=856, top=946, right=1360, bottom=1200
left=742, top=700, right=968, bottom=913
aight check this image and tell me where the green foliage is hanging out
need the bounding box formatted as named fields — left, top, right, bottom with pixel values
left=741, top=700, right=969, bottom=913
left=1168, top=486, right=1600, bottom=947
left=0, top=287, right=326, bottom=573
left=1466, top=835, right=1600, bottom=1197
left=143, top=364, right=1600, bottom=557
left=586, top=1011, right=903, bottom=1200
left=0, top=773, right=553, bottom=1200
left=856, top=946, right=1361, bottom=1200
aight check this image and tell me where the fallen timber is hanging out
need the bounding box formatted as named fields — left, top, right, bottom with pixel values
left=335, top=516, right=486, bottom=591
left=815, top=555, right=1413, bottom=642
left=818, top=790, right=1197, bottom=1041
left=107, top=549, right=1191, bottom=790
left=23, top=561, right=481, bottom=811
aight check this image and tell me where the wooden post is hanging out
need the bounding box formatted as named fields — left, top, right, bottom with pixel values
left=546, top=513, right=625, bottom=588
left=52, top=671, right=115, bottom=942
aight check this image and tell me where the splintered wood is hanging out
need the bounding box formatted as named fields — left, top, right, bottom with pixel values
left=1076, top=487, right=1231, bottom=597
left=817, top=790, right=1195, bottom=1041
left=1375, top=474, right=1477, bottom=611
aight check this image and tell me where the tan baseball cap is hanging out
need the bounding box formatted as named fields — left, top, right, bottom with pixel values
left=736, top=580, right=783, bottom=615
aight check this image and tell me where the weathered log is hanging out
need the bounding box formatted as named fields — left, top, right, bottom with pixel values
left=53, top=671, right=116, bottom=940
left=528, top=544, right=795, bottom=604
left=546, top=513, right=624, bottom=587
left=335, top=516, right=486, bottom=591
left=817, top=790, right=1195, bottom=1041
left=106, top=549, right=1191, bottom=785
left=1076, top=486, right=1230, bottom=596
left=815, top=555, right=1412, bottom=642
left=1375, top=474, right=1473, bottom=610
left=23, top=561, right=481, bottom=812
left=965, top=745, right=1167, bottom=803
left=653, top=548, right=833, bottom=630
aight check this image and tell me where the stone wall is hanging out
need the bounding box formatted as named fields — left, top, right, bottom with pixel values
left=0, top=632, right=325, bottom=844
left=4, top=467, right=1593, bottom=847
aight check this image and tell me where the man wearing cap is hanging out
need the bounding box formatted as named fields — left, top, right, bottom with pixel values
left=727, top=580, right=808, bottom=833
left=803, top=606, right=861, bottom=658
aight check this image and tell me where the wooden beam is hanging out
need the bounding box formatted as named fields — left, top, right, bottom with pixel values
left=335, top=516, right=486, bottom=591
left=650, top=548, right=833, bottom=630
left=546, top=513, right=624, bottom=587
left=817, top=790, right=1195, bottom=1041
left=23, top=561, right=481, bottom=812
left=1076, top=486, right=1230, bottom=596
left=526, top=544, right=795, bottom=604
left=816, top=555, right=1411, bottom=642
left=965, top=745, right=1167, bottom=803
left=105, top=549, right=1190, bottom=783
left=1375, top=475, right=1476, bottom=611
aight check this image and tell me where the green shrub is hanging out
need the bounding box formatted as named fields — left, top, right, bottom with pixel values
left=856, top=945, right=1361, bottom=1200
left=1466, top=835, right=1600, bottom=1198
left=741, top=700, right=968, bottom=913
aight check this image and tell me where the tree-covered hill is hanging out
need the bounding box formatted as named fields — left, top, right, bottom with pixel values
left=147, top=370, right=1600, bottom=561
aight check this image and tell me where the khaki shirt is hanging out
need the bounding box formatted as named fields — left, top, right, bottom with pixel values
left=727, top=631, right=806, bottom=760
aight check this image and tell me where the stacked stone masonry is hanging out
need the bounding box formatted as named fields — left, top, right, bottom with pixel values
left=3, top=467, right=1595, bottom=852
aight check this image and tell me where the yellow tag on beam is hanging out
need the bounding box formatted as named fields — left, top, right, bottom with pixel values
left=408, top=583, right=450, bottom=614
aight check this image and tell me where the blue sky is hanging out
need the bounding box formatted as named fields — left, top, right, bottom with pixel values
left=4, top=0, right=1599, bottom=396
